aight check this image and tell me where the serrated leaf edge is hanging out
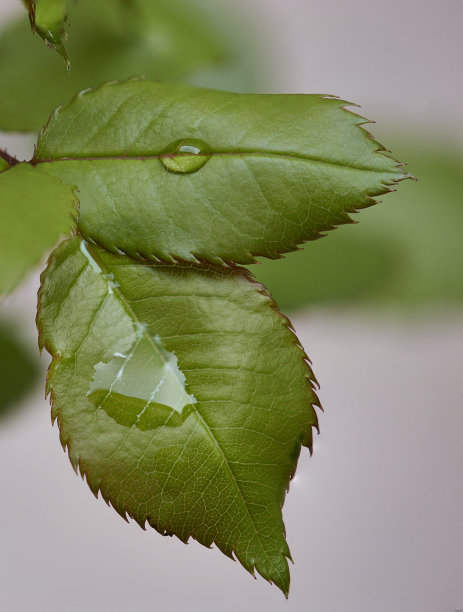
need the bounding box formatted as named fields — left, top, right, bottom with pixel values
left=36, top=237, right=321, bottom=596
left=30, top=77, right=412, bottom=267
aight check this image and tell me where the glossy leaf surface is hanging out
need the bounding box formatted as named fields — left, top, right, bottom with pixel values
left=33, top=79, right=408, bottom=265
left=0, top=0, right=240, bottom=132
left=37, top=237, right=319, bottom=595
left=0, top=163, right=76, bottom=294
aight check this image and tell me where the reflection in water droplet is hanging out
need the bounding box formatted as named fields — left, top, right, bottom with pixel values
left=80, top=240, right=120, bottom=294
left=80, top=240, right=103, bottom=274
left=87, top=331, right=196, bottom=431
left=160, top=138, right=212, bottom=174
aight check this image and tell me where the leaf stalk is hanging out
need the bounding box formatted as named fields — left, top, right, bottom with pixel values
left=0, top=149, right=20, bottom=168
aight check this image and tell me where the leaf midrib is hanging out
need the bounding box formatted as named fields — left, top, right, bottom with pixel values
left=88, top=243, right=285, bottom=576
left=193, top=408, right=284, bottom=577
left=85, top=241, right=172, bottom=376
left=31, top=150, right=397, bottom=174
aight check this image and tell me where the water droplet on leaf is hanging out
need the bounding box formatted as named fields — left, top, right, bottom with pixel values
left=87, top=331, right=196, bottom=431
left=160, top=139, right=212, bottom=174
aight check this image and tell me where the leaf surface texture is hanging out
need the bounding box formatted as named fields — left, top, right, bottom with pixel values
left=37, top=237, right=319, bottom=595
left=33, top=79, right=408, bottom=265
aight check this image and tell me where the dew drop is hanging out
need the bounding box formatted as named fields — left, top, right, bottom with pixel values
left=159, top=138, right=212, bottom=174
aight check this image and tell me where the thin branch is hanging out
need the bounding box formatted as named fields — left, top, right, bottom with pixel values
left=0, top=149, right=20, bottom=167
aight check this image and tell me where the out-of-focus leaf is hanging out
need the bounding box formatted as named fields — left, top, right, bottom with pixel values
left=0, top=158, right=10, bottom=173
left=253, top=142, right=462, bottom=309
left=253, top=233, right=400, bottom=311
left=32, top=79, right=408, bottom=265
left=0, top=0, right=249, bottom=132
left=0, top=320, right=39, bottom=419
left=361, top=142, right=463, bottom=304
left=37, top=236, right=319, bottom=595
left=0, top=163, right=77, bottom=294
left=23, top=0, right=69, bottom=64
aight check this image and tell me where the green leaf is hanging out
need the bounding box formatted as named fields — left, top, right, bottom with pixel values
left=32, top=79, right=409, bottom=265
left=0, top=319, right=39, bottom=420
left=37, top=236, right=319, bottom=595
left=253, top=142, right=462, bottom=309
left=0, top=162, right=77, bottom=294
left=0, top=0, right=243, bottom=132
left=23, top=0, right=69, bottom=65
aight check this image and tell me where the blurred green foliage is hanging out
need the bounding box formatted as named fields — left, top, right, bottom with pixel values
left=0, top=0, right=259, bottom=132
left=0, top=320, right=39, bottom=419
left=253, top=142, right=463, bottom=310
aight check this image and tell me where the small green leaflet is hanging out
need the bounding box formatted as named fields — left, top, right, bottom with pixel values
left=1, top=0, right=241, bottom=132
left=0, top=163, right=77, bottom=294
left=23, top=0, right=69, bottom=65
left=38, top=236, right=319, bottom=595
left=31, top=79, right=409, bottom=265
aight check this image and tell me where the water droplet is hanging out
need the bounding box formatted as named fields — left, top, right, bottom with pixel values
left=159, top=138, right=212, bottom=174
left=80, top=240, right=119, bottom=294
left=80, top=240, right=104, bottom=275
left=87, top=331, right=196, bottom=431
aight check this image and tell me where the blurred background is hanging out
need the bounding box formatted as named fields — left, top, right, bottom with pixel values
left=0, top=1, right=461, bottom=610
